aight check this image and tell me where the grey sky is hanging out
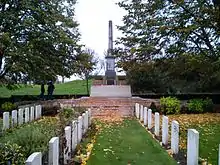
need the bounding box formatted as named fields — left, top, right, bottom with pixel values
left=63, top=0, right=126, bottom=81
left=75, top=0, right=125, bottom=56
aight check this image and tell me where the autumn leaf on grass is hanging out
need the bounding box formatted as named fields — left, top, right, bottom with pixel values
left=103, top=148, right=115, bottom=154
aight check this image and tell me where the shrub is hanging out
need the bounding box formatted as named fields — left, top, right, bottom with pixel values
left=203, top=98, right=214, bottom=112
left=62, top=108, right=74, bottom=119
left=0, top=142, right=25, bottom=164
left=188, top=99, right=204, bottom=113
left=160, top=97, right=180, bottom=115
left=149, top=102, right=157, bottom=113
left=188, top=98, right=214, bottom=113
left=1, top=102, right=16, bottom=111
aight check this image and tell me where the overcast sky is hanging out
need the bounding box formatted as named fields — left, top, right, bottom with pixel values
left=63, top=0, right=126, bottom=81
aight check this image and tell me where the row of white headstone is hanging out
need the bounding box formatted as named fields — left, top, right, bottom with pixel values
left=135, top=103, right=220, bottom=165
left=2, top=105, right=42, bottom=130
left=25, top=109, right=92, bottom=165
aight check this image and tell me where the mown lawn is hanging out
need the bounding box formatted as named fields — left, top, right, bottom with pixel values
left=87, top=119, right=177, bottom=165
left=0, top=79, right=92, bottom=98
left=168, top=113, right=220, bottom=165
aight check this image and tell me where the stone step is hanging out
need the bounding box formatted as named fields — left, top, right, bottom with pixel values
left=90, top=85, right=132, bottom=97
left=58, top=97, right=158, bottom=117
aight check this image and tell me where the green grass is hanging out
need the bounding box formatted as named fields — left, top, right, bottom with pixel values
left=0, top=79, right=92, bottom=98
left=169, top=113, right=220, bottom=165
left=87, top=119, right=177, bottom=165
left=195, top=123, right=220, bottom=165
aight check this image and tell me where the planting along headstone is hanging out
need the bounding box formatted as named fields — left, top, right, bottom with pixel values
left=187, top=129, right=199, bottom=165
left=25, top=107, right=30, bottom=123
left=143, top=107, right=148, bottom=126
left=30, top=106, right=35, bottom=121
left=77, top=116, right=83, bottom=143
left=18, top=108, right=24, bottom=125
left=148, top=109, right=152, bottom=129
left=25, top=152, right=42, bottom=165
left=3, top=112, right=9, bottom=130
left=171, top=120, right=179, bottom=154
left=162, top=116, right=169, bottom=145
left=64, top=126, right=71, bottom=164
left=72, top=120, right=78, bottom=151
left=49, top=137, right=59, bottom=165
left=11, top=110, right=18, bottom=127
left=140, top=105, right=144, bottom=122
left=154, top=112, right=160, bottom=136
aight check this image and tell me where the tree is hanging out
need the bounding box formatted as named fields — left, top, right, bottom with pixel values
left=0, top=0, right=81, bottom=87
left=75, top=48, right=98, bottom=95
left=116, top=0, right=220, bottom=93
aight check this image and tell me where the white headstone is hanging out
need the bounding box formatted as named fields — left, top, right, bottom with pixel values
left=18, top=108, right=24, bottom=125
left=39, top=105, right=42, bottom=118
left=187, top=129, right=199, bottom=165
left=3, top=112, right=9, bottom=130
left=135, top=103, right=139, bottom=118
left=148, top=109, right=152, bottom=129
left=140, top=105, right=144, bottom=122
left=77, top=116, right=83, bottom=143
left=219, top=144, right=220, bottom=165
left=49, top=137, right=59, bottom=165
left=35, top=105, right=39, bottom=119
left=85, top=111, right=89, bottom=131
left=143, top=107, right=148, bottom=126
left=25, top=152, right=42, bottom=165
left=25, top=107, right=30, bottom=123
left=88, top=108, right=92, bottom=126
left=218, top=144, right=220, bottom=165
left=162, top=116, right=169, bottom=145
left=82, top=113, right=86, bottom=134
left=30, top=106, right=35, bottom=121
left=11, top=110, right=18, bottom=127
left=171, top=120, right=179, bottom=154
left=72, top=120, right=77, bottom=151
left=154, top=112, right=160, bottom=136
left=64, top=126, right=71, bottom=164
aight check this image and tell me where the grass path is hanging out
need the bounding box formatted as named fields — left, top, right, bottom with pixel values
left=87, top=119, right=177, bottom=165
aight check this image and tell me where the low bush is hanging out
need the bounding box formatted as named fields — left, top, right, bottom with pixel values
left=188, top=98, right=213, bottom=113
left=149, top=102, right=158, bottom=113
left=1, top=102, right=16, bottom=112
left=62, top=108, right=74, bottom=119
left=0, top=142, right=25, bottom=164
left=160, top=97, right=180, bottom=115
left=203, top=98, right=214, bottom=112
left=188, top=99, right=204, bottom=113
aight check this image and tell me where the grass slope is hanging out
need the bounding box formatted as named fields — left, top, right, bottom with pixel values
left=87, top=119, right=177, bottom=165
left=0, top=80, right=92, bottom=98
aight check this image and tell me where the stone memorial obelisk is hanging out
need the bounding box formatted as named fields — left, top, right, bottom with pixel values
left=105, top=20, right=116, bottom=85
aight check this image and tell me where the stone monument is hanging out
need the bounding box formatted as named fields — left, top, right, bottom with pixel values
left=105, top=20, right=116, bottom=85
